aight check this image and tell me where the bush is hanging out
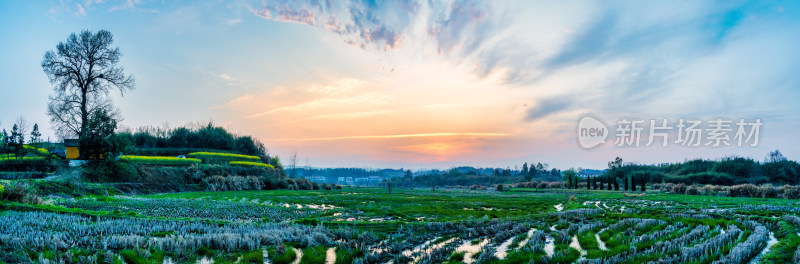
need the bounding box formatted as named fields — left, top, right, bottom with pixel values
left=758, top=184, right=779, bottom=198
left=83, top=159, right=140, bottom=182
left=119, top=155, right=201, bottom=166
left=781, top=185, right=800, bottom=199
left=188, top=152, right=262, bottom=164
left=229, top=161, right=274, bottom=168
left=729, top=184, right=759, bottom=197
left=0, top=181, right=42, bottom=204
left=671, top=183, right=687, bottom=194
left=202, top=176, right=265, bottom=191
left=0, top=183, right=4, bottom=196
left=0, top=156, right=58, bottom=172
left=684, top=186, right=699, bottom=195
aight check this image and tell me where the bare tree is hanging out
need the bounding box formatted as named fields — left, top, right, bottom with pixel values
left=289, top=152, right=298, bottom=178
left=14, top=117, right=29, bottom=143
left=41, top=29, right=134, bottom=141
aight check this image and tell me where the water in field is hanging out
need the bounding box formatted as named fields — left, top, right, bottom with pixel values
left=493, top=236, right=516, bottom=259
left=747, top=232, right=778, bottom=264
left=544, top=235, right=555, bottom=257
left=455, top=238, right=488, bottom=264
left=291, top=248, right=302, bottom=264
left=596, top=228, right=608, bottom=250
left=326, top=247, right=336, bottom=264
left=402, top=238, right=437, bottom=257
left=570, top=235, right=587, bottom=261
left=514, top=228, right=538, bottom=251
left=583, top=201, right=603, bottom=210
left=399, top=237, right=456, bottom=263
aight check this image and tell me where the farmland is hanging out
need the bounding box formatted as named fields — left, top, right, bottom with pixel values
left=2, top=186, right=799, bottom=264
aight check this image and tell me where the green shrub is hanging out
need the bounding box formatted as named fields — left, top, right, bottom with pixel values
left=241, top=250, right=263, bottom=264
left=188, top=152, right=262, bottom=164
left=449, top=251, right=465, bottom=262
left=229, top=161, right=274, bottom=168
left=0, top=155, right=58, bottom=172
left=83, top=159, right=140, bottom=182
left=0, top=183, right=4, bottom=196
left=0, top=181, right=42, bottom=204
left=119, top=155, right=201, bottom=166
left=300, top=246, right=327, bottom=264
left=119, top=249, right=149, bottom=264
left=272, top=248, right=297, bottom=264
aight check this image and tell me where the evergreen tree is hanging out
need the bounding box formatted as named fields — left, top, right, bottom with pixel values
left=641, top=176, right=646, bottom=192
left=631, top=176, right=637, bottom=192
left=0, top=129, right=8, bottom=153
left=9, top=124, right=25, bottom=158
left=521, top=162, right=529, bottom=179
left=30, top=123, right=42, bottom=144
left=624, top=175, right=629, bottom=191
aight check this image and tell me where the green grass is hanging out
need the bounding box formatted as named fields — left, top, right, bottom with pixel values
left=449, top=251, right=465, bottom=262
left=271, top=247, right=298, bottom=264
left=118, top=155, right=201, bottom=166
left=240, top=250, right=264, bottom=264
left=577, top=232, right=599, bottom=251
left=334, top=247, right=362, bottom=264
left=229, top=161, right=274, bottom=168
left=299, top=246, right=327, bottom=264
left=119, top=249, right=149, bottom=264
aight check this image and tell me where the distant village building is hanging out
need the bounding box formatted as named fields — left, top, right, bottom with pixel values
left=63, top=139, right=104, bottom=160
left=64, top=139, right=80, bottom=160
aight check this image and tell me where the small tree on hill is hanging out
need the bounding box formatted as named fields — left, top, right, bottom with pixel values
left=30, top=124, right=42, bottom=145
left=9, top=124, right=25, bottom=159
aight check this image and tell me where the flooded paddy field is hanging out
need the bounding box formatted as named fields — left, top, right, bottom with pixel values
left=1, top=187, right=799, bottom=263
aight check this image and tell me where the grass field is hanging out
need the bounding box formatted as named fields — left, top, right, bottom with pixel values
left=1, top=186, right=798, bottom=263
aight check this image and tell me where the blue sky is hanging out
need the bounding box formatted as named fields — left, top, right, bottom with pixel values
left=1, top=0, right=799, bottom=170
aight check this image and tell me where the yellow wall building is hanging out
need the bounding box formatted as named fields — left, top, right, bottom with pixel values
left=64, top=139, right=80, bottom=159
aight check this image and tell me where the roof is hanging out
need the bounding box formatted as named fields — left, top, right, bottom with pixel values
left=64, top=139, right=79, bottom=147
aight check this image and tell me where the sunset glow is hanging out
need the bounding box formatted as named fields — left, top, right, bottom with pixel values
left=2, top=1, right=799, bottom=169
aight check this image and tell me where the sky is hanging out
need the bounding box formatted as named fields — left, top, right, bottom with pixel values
left=1, top=0, right=799, bottom=170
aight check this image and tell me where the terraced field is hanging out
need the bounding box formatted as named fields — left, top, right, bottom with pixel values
left=1, top=187, right=799, bottom=264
